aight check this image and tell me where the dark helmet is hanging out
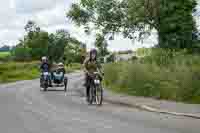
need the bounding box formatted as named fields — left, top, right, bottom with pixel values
left=89, top=49, right=97, bottom=59
left=90, top=49, right=97, bottom=55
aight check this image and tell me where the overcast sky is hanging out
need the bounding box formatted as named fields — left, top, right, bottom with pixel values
left=0, top=0, right=199, bottom=51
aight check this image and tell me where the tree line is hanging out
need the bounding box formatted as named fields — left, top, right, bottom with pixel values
left=11, top=20, right=87, bottom=64
left=0, top=45, right=11, bottom=52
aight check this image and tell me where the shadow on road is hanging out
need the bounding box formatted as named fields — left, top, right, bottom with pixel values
left=45, top=89, right=66, bottom=92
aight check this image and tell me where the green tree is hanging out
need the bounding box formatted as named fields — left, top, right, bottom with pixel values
left=13, top=21, right=85, bottom=62
left=95, top=33, right=109, bottom=57
left=64, top=38, right=86, bottom=64
left=67, top=0, right=197, bottom=49
left=49, top=30, right=70, bottom=62
left=11, top=39, right=31, bottom=61
left=12, top=21, right=49, bottom=60
left=25, top=20, right=41, bottom=39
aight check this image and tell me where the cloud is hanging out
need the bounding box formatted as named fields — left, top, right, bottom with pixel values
left=15, top=0, right=68, bottom=14
left=0, top=29, right=24, bottom=46
left=0, top=0, right=199, bottom=51
left=32, top=4, right=68, bottom=28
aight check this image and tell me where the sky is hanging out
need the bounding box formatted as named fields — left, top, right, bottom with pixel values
left=0, top=0, right=199, bottom=51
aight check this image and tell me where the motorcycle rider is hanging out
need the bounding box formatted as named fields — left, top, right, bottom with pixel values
left=40, top=56, right=52, bottom=87
left=83, top=49, right=103, bottom=102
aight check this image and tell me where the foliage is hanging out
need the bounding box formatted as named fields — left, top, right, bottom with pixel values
left=106, top=53, right=115, bottom=63
left=11, top=45, right=31, bottom=61
left=64, top=38, right=87, bottom=64
left=136, top=48, right=152, bottom=57
left=12, top=20, right=85, bottom=63
left=67, top=0, right=198, bottom=50
left=94, top=33, right=109, bottom=57
left=48, top=30, right=69, bottom=62
left=104, top=53, right=200, bottom=103
left=138, top=48, right=189, bottom=66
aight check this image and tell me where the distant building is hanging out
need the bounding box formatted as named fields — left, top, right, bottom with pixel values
left=103, top=51, right=137, bottom=63
left=114, top=52, right=136, bottom=62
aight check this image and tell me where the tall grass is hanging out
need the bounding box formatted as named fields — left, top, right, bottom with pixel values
left=104, top=49, right=200, bottom=104
left=0, top=61, right=40, bottom=83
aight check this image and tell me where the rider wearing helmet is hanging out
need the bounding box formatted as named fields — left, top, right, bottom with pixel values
left=40, top=56, right=50, bottom=72
left=83, top=49, right=102, bottom=101
left=40, top=56, right=52, bottom=86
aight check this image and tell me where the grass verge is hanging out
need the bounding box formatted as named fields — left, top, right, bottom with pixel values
left=103, top=54, right=200, bottom=104
left=0, top=61, right=40, bottom=83
left=0, top=62, right=82, bottom=84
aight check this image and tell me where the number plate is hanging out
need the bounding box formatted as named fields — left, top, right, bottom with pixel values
left=94, top=80, right=100, bottom=84
left=43, top=72, right=49, bottom=76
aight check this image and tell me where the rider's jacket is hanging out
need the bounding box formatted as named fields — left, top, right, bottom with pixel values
left=40, top=62, right=50, bottom=72
left=83, top=58, right=101, bottom=74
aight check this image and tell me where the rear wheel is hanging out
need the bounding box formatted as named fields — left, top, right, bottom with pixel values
left=95, top=85, right=103, bottom=106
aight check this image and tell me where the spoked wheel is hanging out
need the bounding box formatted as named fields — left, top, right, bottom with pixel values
left=95, top=85, right=103, bottom=106
left=88, top=85, right=94, bottom=105
left=64, top=77, right=68, bottom=92
left=40, top=77, right=47, bottom=91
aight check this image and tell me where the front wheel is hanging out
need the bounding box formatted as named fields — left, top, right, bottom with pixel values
left=40, top=77, right=48, bottom=91
left=43, top=80, right=48, bottom=91
left=88, top=85, right=94, bottom=105
left=95, top=85, right=103, bottom=106
left=64, top=77, right=68, bottom=92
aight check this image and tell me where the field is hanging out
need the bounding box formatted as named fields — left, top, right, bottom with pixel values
left=0, top=51, right=11, bottom=61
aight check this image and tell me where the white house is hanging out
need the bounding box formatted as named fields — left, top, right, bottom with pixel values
left=114, top=52, right=136, bottom=62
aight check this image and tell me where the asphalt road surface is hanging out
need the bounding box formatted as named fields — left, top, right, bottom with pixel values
left=0, top=72, right=199, bottom=133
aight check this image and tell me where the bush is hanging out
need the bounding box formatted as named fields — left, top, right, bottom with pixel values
left=104, top=53, right=200, bottom=104
left=106, top=54, right=115, bottom=63
left=11, top=46, right=31, bottom=61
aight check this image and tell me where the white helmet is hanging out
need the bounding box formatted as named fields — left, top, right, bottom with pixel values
left=58, top=62, right=64, bottom=67
left=41, top=56, right=47, bottom=61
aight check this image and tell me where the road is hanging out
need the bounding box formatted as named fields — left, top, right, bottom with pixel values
left=0, top=72, right=199, bottom=133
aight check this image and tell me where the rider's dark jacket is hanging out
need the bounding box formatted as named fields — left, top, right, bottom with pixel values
left=40, top=62, right=50, bottom=72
